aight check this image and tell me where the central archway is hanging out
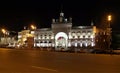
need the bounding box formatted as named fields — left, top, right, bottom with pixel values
left=55, top=32, right=68, bottom=51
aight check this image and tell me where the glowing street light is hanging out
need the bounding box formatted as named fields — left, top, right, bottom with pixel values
left=1, top=28, right=9, bottom=36
left=107, top=14, right=112, bottom=28
left=2, top=29, right=6, bottom=34
left=108, top=15, right=112, bottom=21
left=31, top=25, right=36, bottom=30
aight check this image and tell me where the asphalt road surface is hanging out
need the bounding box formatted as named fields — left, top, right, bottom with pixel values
left=0, top=48, right=120, bottom=73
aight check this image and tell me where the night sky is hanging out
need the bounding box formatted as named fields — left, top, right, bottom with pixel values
left=0, top=0, right=120, bottom=32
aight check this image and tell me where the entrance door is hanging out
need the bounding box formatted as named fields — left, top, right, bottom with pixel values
left=55, top=32, right=68, bottom=51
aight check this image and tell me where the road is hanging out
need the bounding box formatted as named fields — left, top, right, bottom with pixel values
left=0, top=48, right=120, bottom=73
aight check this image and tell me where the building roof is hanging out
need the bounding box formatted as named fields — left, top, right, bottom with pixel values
left=72, top=26, right=93, bottom=29
left=36, top=28, right=52, bottom=31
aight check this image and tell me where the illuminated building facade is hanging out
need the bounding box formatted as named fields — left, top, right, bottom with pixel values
left=0, top=32, right=17, bottom=48
left=18, top=30, right=34, bottom=48
left=18, top=12, right=97, bottom=51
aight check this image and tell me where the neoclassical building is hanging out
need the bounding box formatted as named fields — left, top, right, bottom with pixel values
left=18, top=12, right=97, bottom=51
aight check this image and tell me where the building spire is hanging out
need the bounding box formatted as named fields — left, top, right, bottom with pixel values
left=91, top=20, right=94, bottom=26
left=60, top=4, right=64, bottom=17
left=61, top=4, right=63, bottom=13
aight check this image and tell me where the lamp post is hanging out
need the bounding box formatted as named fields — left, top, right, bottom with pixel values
left=107, top=15, right=112, bottom=52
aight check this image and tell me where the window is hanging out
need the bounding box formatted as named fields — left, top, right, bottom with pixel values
left=83, top=35, right=85, bottom=38
left=73, top=36, right=75, bottom=39
left=88, top=35, right=90, bottom=38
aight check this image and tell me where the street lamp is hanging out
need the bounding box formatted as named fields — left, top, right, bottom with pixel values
left=108, top=15, right=112, bottom=21
left=108, top=15, right=112, bottom=27
left=31, top=25, right=36, bottom=30
left=2, top=29, right=6, bottom=34
left=107, top=14, right=112, bottom=52
left=2, top=29, right=9, bottom=35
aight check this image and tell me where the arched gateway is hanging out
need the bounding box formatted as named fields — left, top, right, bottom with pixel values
left=55, top=32, right=68, bottom=51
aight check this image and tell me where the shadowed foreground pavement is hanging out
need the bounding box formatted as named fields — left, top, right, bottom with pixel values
left=0, top=48, right=120, bottom=73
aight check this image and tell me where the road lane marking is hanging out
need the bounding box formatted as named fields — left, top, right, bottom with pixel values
left=31, top=66, right=58, bottom=72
